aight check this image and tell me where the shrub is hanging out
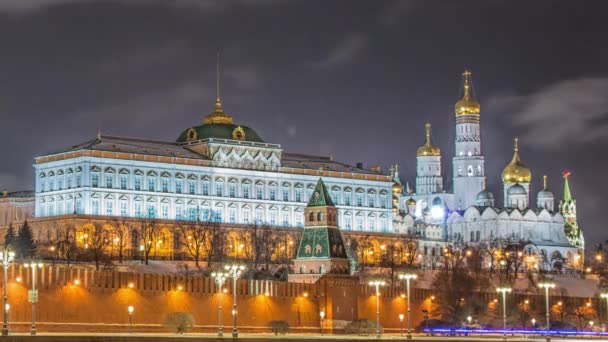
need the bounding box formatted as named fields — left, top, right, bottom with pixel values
left=268, top=320, right=289, bottom=335
left=344, top=319, right=380, bottom=335
left=164, top=312, right=195, bottom=334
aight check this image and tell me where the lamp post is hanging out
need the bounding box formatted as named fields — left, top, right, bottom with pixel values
left=398, top=273, right=417, bottom=340
left=539, top=282, right=556, bottom=342
left=23, top=261, right=43, bottom=336
left=399, top=314, right=404, bottom=337
left=496, top=287, right=512, bottom=340
left=211, top=271, right=227, bottom=337
left=320, top=310, right=325, bottom=336
left=224, top=264, right=245, bottom=338
left=368, top=280, right=385, bottom=339
left=127, top=305, right=134, bottom=334
left=0, top=248, right=14, bottom=336
left=600, top=293, right=608, bottom=327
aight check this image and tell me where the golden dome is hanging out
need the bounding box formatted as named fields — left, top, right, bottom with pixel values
left=502, top=138, right=532, bottom=183
left=416, top=122, right=441, bottom=156
left=203, top=97, right=234, bottom=125
left=454, top=70, right=480, bottom=116
left=405, top=197, right=416, bottom=206
left=392, top=182, right=402, bottom=194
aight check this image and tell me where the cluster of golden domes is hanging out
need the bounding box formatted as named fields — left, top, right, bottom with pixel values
left=454, top=70, right=480, bottom=116
left=416, top=122, right=441, bottom=157
left=501, top=137, right=532, bottom=183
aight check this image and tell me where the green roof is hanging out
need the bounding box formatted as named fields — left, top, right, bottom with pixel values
left=296, top=226, right=348, bottom=259
left=307, top=178, right=335, bottom=207
left=176, top=123, right=264, bottom=143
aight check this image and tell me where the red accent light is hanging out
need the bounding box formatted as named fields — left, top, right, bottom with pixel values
left=563, top=170, right=571, bottom=178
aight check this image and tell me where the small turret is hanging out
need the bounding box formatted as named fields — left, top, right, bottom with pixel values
left=536, top=175, right=555, bottom=211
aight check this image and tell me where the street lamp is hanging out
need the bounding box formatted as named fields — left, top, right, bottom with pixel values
left=538, top=282, right=556, bottom=341
left=531, top=318, right=536, bottom=328
left=127, top=305, right=134, bottom=334
left=399, top=314, right=404, bottom=337
left=398, top=273, right=417, bottom=340
left=211, top=271, right=227, bottom=337
left=23, top=261, right=43, bottom=336
left=466, top=315, right=472, bottom=326
left=224, top=264, right=245, bottom=338
left=320, top=310, right=325, bottom=336
left=0, top=248, right=14, bottom=336
left=496, top=287, right=512, bottom=340
left=368, top=280, right=385, bottom=339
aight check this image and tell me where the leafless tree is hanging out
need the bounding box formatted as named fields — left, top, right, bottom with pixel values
left=56, top=223, right=79, bottom=267
left=109, top=218, right=129, bottom=264
left=87, top=222, right=111, bottom=271
left=178, top=218, right=219, bottom=268
left=138, top=216, right=160, bottom=265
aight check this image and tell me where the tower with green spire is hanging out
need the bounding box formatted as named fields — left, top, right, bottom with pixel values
left=289, top=178, right=350, bottom=284
left=559, top=171, right=584, bottom=249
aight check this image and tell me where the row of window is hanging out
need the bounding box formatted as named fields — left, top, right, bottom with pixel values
left=40, top=173, right=389, bottom=208
left=37, top=200, right=390, bottom=232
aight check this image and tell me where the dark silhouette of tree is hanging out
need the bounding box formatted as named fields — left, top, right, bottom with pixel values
left=138, top=216, right=160, bottom=265
left=56, top=223, right=80, bottom=267
left=178, top=217, right=219, bottom=268
left=16, top=220, right=37, bottom=258
left=109, top=218, right=128, bottom=264
left=4, top=223, right=16, bottom=249
left=84, top=223, right=111, bottom=271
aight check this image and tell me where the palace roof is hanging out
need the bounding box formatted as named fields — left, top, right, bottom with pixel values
left=43, top=135, right=381, bottom=176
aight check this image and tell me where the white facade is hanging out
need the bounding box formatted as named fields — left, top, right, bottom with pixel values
left=34, top=136, right=393, bottom=233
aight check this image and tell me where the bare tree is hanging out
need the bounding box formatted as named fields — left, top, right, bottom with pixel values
left=138, top=216, right=160, bottom=265
left=400, top=234, right=419, bottom=268
left=178, top=218, right=219, bottom=268
left=109, top=218, right=129, bottom=264
left=56, top=223, right=79, bottom=267
left=87, top=223, right=111, bottom=271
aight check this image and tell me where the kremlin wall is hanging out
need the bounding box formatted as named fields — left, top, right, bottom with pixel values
left=0, top=263, right=599, bottom=334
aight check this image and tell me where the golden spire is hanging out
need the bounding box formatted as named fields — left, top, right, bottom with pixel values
left=502, top=137, right=532, bottom=183
left=454, top=69, right=481, bottom=116
left=416, top=122, right=441, bottom=156
left=204, top=50, right=234, bottom=125
left=543, top=175, right=548, bottom=191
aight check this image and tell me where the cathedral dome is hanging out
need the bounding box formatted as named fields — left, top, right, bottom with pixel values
left=507, top=183, right=526, bottom=196
left=416, top=123, right=441, bottom=157
left=392, top=182, right=402, bottom=194
left=502, top=138, right=532, bottom=183
left=454, top=70, right=480, bottom=116
left=405, top=197, right=416, bottom=206
left=176, top=98, right=264, bottom=143
left=476, top=189, right=495, bottom=201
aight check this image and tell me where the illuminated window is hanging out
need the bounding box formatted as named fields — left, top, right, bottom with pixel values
left=92, top=199, right=100, bottom=215
left=148, top=179, right=155, bottom=192
left=229, top=183, right=236, bottom=198
left=202, top=181, right=210, bottom=196
left=229, top=208, right=236, bottom=223
left=91, top=175, right=99, bottom=188
left=106, top=175, right=113, bottom=188
left=162, top=179, right=169, bottom=193
left=106, top=200, right=113, bottom=216
left=188, top=181, right=195, bottom=194
left=120, top=175, right=128, bottom=190
left=134, top=177, right=142, bottom=191
left=175, top=181, right=183, bottom=194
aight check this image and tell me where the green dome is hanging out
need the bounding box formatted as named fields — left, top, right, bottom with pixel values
left=176, top=123, right=264, bottom=143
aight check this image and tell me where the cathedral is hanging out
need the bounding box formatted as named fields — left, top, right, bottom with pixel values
left=393, top=71, right=584, bottom=272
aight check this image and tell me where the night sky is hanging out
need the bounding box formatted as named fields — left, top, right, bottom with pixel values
left=1, top=1, right=607, bottom=243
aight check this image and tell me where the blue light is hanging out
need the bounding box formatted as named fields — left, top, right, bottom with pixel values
left=424, top=328, right=604, bottom=336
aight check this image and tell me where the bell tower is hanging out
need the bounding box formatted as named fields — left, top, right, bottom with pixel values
left=452, top=70, right=485, bottom=209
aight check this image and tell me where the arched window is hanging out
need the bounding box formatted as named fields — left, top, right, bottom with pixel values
left=317, top=212, right=323, bottom=221
left=309, top=212, right=315, bottom=222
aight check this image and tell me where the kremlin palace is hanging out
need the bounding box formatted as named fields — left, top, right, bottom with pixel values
left=0, top=70, right=584, bottom=272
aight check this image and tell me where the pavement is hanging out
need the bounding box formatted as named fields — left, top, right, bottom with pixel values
left=1, top=332, right=608, bottom=341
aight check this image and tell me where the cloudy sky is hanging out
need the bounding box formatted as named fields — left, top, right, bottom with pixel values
left=0, top=0, right=607, bottom=243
